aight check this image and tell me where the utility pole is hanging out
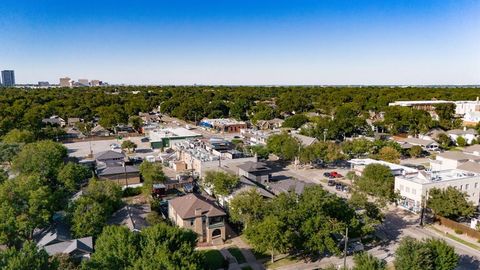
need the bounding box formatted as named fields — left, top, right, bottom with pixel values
left=420, top=189, right=429, bottom=226
left=343, top=226, right=348, bottom=269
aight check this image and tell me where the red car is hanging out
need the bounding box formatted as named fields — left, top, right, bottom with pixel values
left=330, top=171, right=343, bottom=178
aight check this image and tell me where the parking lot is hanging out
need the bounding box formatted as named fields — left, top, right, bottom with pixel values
left=63, top=136, right=155, bottom=160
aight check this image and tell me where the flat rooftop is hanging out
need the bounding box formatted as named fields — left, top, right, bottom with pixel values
left=350, top=158, right=418, bottom=174
left=149, top=127, right=201, bottom=142
left=398, top=169, right=479, bottom=185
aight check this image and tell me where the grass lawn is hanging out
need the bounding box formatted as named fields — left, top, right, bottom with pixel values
left=228, top=246, right=247, bottom=264
left=264, top=255, right=300, bottom=269
left=202, top=249, right=227, bottom=270
left=429, top=226, right=480, bottom=251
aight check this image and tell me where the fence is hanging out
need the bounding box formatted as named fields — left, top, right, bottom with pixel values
left=435, top=215, right=480, bottom=240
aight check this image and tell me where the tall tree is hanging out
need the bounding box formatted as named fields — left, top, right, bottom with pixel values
left=0, top=241, right=56, bottom=270
left=139, top=161, right=167, bottom=195
left=266, top=133, right=301, bottom=161
left=428, top=187, right=475, bottom=220
left=57, top=162, right=90, bottom=192
left=229, top=189, right=266, bottom=226
left=245, top=215, right=289, bottom=263
left=355, top=164, right=396, bottom=205
left=353, top=252, right=386, bottom=270
left=1, top=129, right=35, bottom=144
left=203, top=171, right=239, bottom=196
left=394, top=237, right=458, bottom=270
left=71, top=197, right=107, bottom=238
left=12, top=140, right=67, bottom=182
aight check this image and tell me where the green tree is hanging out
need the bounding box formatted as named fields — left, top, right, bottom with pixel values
left=139, top=161, right=167, bottom=195
left=355, top=164, right=396, bottom=205
left=229, top=189, right=266, bottom=226
left=394, top=237, right=433, bottom=270
left=375, top=146, right=400, bottom=164
left=394, top=237, right=458, bottom=270
left=424, top=238, right=459, bottom=270
left=408, top=145, right=423, bottom=158
left=203, top=171, right=239, bottom=196
left=436, top=133, right=452, bottom=149
left=132, top=223, right=203, bottom=270
left=121, top=140, right=137, bottom=153
left=427, top=187, right=475, bottom=220
left=245, top=215, right=289, bottom=263
left=12, top=140, right=67, bottom=182
left=57, top=162, right=90, bottom=192
left=71, top=197, right=107, bottom=238
left=266, top=133, right=300, bottom=160
left=283, top=114, right=309, bottom=129
left=84, top=178, right=122, bottom=214
left=342, top=138, right=374, bottom=159
left=353, top=252, right=386, bottom=270
left=0, top=175, right=55, bottom=247
left=247, top=145, right=270, bottom=160
left=0, top=168, right=7, bottom=183
left=85, top=226, right=139, bottom=269
left=456, top=136, right=467, bottom=147
left=0, top=241, right=55, bottom=270
left=0, top=143, right=21, bottom=164
left=128, top=116, right=144, bottom=133
left=1, top=129, right=35, bottom=144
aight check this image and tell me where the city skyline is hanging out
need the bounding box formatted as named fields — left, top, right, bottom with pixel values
left=1, top=0, right=479, bottom=85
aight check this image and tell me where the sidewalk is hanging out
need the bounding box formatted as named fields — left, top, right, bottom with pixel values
left=429, top=223, right=480, bottom=250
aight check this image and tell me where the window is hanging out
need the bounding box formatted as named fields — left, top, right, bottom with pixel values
left=475, top=183, right=478, bottom=189
left=412, top=189, right=416, bottom=195
left=190, top=219, right=194, bottom=226
left=406, top=187, right=410, bottom=193
left=460, top=185, right=463, bottom=190
left=466, top=184, right=469, bottom=190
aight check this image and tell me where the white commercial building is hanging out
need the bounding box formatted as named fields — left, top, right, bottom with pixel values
left=430, top=151, right=480, bottom=171
left=395, top=169, right=480, bottom=212
left=349, top=158, right=418, bottom=177
left=446, top=128, right=478, bottom=145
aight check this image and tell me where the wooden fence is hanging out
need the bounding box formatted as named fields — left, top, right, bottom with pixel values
left=435, top=215, right=480, bottom=240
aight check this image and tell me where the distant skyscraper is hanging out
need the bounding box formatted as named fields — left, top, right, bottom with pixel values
left=77, top=79, right=89, bottom=86
left=1, top=70, right=15, bottom=87
left=38, top=81, right=50, bottom=87
left=59, top=77, right=71, bottom=87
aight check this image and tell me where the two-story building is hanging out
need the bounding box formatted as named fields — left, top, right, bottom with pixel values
left=168, top=194, right=227, bottom=244
left=237, top=161, right=271, bottom=185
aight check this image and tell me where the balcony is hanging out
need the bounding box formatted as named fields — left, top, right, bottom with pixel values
left=208, top=222, right=224, bottom=229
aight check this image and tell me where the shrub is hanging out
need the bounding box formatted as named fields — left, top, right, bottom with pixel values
left=454, top=229, right=463, bottom=235
left=122, top=186, right=142, bottom=197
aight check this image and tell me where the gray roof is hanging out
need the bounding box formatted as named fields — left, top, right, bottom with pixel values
left=34, top=222, right=71, bottom=247
left=231, top=183, right=275, bottom=199
left=95, top=150, right=125, bottom=161
left=91, top=124, right=108, bottom=133
left=447, top=129, right=478, bottom=135
left=292, top=133, right=318, bottom=147
left=463, top=144, right=480, bottom=153
left=399, top=137, right=438, bottom=147
left=108, top=204, right=150, bottom=232
left=268, top=179, right=313, bottom=196
left=436, top=151, right=480, bottom=161
left=457, top=161, right=480, bottom=174
left=97, top=165, right=139, bottom=176
left=237, top=161, right=270, bottom=173
left=43, top=237, right=93, bottom=256
left=169, top=193, right=226, bottom=219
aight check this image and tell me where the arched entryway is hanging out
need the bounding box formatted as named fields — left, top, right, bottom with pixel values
left=212, top=229, right=221, bottom=238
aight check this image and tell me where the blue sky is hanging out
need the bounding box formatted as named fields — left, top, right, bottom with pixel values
left=1, top=0, right=479, bottom=85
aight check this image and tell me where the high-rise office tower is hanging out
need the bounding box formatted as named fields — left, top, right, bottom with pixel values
left=59, top=77, right=72, bottom=87
left=1, top=70, right=15, bottom=87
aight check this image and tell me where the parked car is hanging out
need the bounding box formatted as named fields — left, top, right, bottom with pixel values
left=346, top=241, right=364, bottom=255
left=327, top=180, right=336, bottom=186
left=335, top=183, right=343, bottom=191
left=323, top=172, right=331, bottom=178
left=342, top=186, right=350, bottom=193
left=330, top=171, right=343, bottom=178
left=140, top=137, right=149, bottom=142
left=110, top=143, right=120, bottom=150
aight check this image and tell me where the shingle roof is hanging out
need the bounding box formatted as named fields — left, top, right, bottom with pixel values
left=108, top=204, right=150, bottom=231
left=169, top=193, right=226, bottom=219
left=95, top=150, right=125, bottom=161
left=292, top=133, right=317, bottom=146
left=268, top=179, right=313, bottom=196
left=34, top=222, right=71, bottom=247
left=457, top=161, right=480, bottom=174
left=447, top=129, right=478, bottom=135
left=436, top=151, right=480, bottom=161
left=43, top=237, right=93, bottom=256
left=237, top=161, right=270, bottom=173
left=97, top=165, right=139, bottom=176
left=463, top=144, right=480, bottom=153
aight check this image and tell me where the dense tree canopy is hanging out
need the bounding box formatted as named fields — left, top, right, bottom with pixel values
left=266, top=133, right=301, bottom=160
left=427, top=187, right=475, bottom=220
left=203, top=171, right=239, bottom=196
left=139, top=161, right=168, bottom=195
left=394, top=237, right=458, bottom=270
left=355, top=164, right=396, bottom=206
